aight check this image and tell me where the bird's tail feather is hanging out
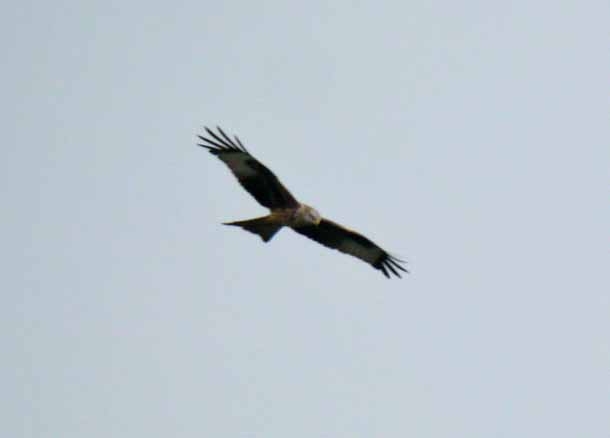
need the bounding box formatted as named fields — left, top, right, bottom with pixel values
left=223, top=216, right=282, bottom=242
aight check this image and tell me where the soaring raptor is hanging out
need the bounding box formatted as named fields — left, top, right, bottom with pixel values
left=198, top=127, right=408, bottom=278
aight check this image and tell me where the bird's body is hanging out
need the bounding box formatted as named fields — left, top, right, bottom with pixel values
left=223, top=204, right=320, bottom=243
left=198, top=127, right=407, bottom=278
left=270, top=204, right=322, bottom=228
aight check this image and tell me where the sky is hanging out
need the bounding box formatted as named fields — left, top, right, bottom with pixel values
left=2, top=0, right=609, bottom=437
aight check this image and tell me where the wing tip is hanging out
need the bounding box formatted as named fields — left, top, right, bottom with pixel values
left=377, top=253, right=408, bottom=279
left=197, top=126, right=249, bottom=154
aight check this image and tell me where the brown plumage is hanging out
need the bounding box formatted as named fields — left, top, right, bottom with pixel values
left=198, top=127, right=408, bottom=278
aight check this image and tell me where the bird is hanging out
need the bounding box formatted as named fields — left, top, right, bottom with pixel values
left=198, top=127, right=408, bottom=278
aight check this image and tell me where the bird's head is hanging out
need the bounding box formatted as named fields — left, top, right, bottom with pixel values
left=302, top=204, right=322, bottom=225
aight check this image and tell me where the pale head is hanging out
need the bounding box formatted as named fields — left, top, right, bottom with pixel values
left=299, top=204, right=322, bottom=226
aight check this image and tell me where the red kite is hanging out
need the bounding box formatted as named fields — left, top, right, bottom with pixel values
left=198, top=127, right=408, bottom=278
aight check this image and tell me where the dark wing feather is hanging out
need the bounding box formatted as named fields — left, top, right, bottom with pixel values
left=198, top=127, right=299, bottom=209
left=293, top=218, right=408, bottom=278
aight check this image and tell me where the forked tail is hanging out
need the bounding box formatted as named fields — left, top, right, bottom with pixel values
left=223, top=216, right=282, bottom=242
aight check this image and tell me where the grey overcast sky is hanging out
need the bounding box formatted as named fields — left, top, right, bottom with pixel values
left=3, top=0, right=609, bottom=437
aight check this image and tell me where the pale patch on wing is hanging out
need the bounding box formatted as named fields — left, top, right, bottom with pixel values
left=337, top=239, right=380, bottom=264
left=218, top=153, right=258, bottom=177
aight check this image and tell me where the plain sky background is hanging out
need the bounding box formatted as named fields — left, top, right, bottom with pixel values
left=3, top=0, right=609, bottom=437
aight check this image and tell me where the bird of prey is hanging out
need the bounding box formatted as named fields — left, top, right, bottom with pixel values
left=198, top=127, right=408, bottom=278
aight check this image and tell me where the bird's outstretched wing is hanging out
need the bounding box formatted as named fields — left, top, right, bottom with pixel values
left=293, top=219, right=408, bottom=278
left=198, top=127, right=299, bottom=210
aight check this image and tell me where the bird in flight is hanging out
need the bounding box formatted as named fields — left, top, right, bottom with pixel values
left=198, top=127, right=408, bottom=278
